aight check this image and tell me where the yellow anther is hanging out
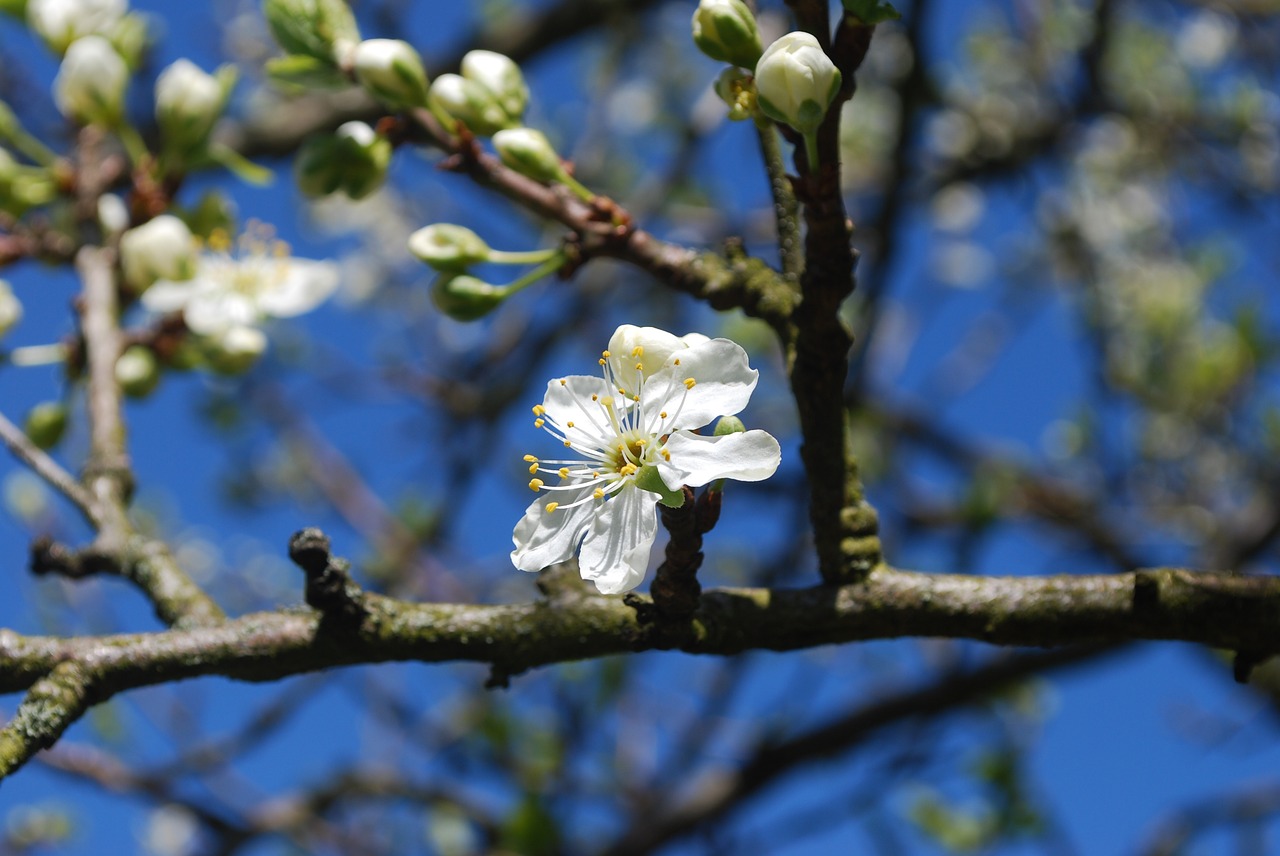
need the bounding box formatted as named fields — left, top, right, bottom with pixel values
left=564, top=440, right=572, bottom=447
left=591, top=394, right=599, bottom=401
left=636, top=438, right=646, bottom=445
left=593, top=488, right=605, bottom=499
left=635, top=362, right=643, bottom=371
left=532, top=405, right=545, bottom=416
left=559, top=467, right=569, bottom=478
left=523, top=454, right=538, bottom=462
left=208, top=228, right=232, bottom=252
left=545, top=502, right=559, bottom=513
left=673, top=358, right=681, bottom=366
left=662, top=449, right=671, bottom=461
left=529, top=463, right=539, bottom=474
left=618, top=388, right=626, bottom=395
left=631, top=394, right=640, bottom=402
left=534, top=419, right=545, bottom=428
left=684, top=378, right=696, bottom=389
left=602, top=350, right=611, bottom=358
left=660, top=411, right=668, bottom=419
left=619, top=464, right=637, bottom=477
left=559, top=378, right=567, bottom=386
left=592, top=470, right=600, bottom=477
left=599, top=358, right=606, bottom=366
left=529, top=478, right=545, bottom=491
left=566, top=421, right=575, bottom=428
left=632, top=346, right=643, bottom=357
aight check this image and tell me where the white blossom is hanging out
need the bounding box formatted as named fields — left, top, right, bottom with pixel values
left=754, top=31, right=841, bottom=135
left=141, top=224, right=339, bottom=335
left=119, top=215, right=197, bottom=291
left=53, top=35, right=128, bottom=124
left=27, top=0, right=126, bottom=54
left=512, top=325, right=780, bottom=594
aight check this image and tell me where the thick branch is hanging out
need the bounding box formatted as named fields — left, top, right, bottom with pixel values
left=0, top=566, right=1278, bottom=777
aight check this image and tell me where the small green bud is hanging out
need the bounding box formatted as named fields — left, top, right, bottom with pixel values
left=119, top=215, right=197, bottom=292
left=714, top=414, right=746, bottom=435
left=0, top=279, right=22, bottom=340
left=24, top=401, right=68, bottom=449
left=427, top=73, right=515, bottom=137
left=115, top=345, right=161, bottom=398
left=294, top=121, right=391, bottom=199
left=754, top=31, right=842, bottom=135
left=460, top=50, right=527, bottom=124
left=53, top=35, right=128, bottom=125
left=407, top=224, right=491, bottom=271
left=431, top=273, right=506, bottom=321
left=634, top=464, right=685, bottom=508
left=692, top=0, right=763, bottom=69
left=261, top=0, right=360, bottom=63
left=713, top=67, right=755, bottom=121
left=492, top=127, right=565, bottom=185
left=353, top=38, right=429, bottom=108
left=204, top=325, right=267, bottom=375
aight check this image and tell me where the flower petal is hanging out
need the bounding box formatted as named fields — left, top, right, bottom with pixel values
left=642, top=338, right=759, bottom=431
left=578, top=484, right=660, bottom=594
left=608, top=324, right=687, bottom=386
left=659, top=429, right=781, bottom=488
left=256, top=260, right=341, bottom=318
left=141, top=279, right=201, bottom=313
left=540, top=374, right=616, bottom=447
left=511, top=489, right=597, bottom=572
left=184, top=290, right=257, bottom=334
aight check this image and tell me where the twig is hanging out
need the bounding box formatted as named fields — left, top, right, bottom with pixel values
left=0, top=409, right=99, bottom=525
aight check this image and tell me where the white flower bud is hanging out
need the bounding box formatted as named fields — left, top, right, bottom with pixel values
left=428, top=73, right=514, bottom=137
left=115, top=345, right=161, bottom=398
left=156, top=60, right=229, bottom=154
left=205, top=325, right=267, bottom=375
left=0, top=279, right=22, bottom=341
left=262, top=0, right=360, bottom=62
left=54, top=35, right=128, bottom=124
left=460, top=50, right=527, bottom=124
left=691, top=0, right=763, bottom=69
left=26, top=0, right=126, bottom=55
left=119, top=215, right=197, bottom=292
left=754, top=31, right=841, bottom=136
left=353, top=38, right=429, bottom=108
left=492, top=127, right=565, bottom=184
left=408, top=224, right=491, bottom=271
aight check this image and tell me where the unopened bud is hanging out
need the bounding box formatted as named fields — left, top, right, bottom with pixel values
left=754, top=32, right=841, bottom=136
left=119, top=215, right=197, bottom=292
left=204, top=325, right=267, bottom=375
left=431, top=273, right=506, bottom=321
left=156, top=60, right=233, bottom=156
left=714, top=415, right=746, bottom=435
left=460, top=50, right=527, bottom=124
left=0, top=279, right=21, bottom=340
left=27, top=0, right=125, bottom=55
left=427, top=73, right=514, bottom=137
left=492, top=127, right=566, bottom=184
left=262, top=0, right=361, bottom=62
left=692, top=0, right=763, bottom=69
left=24, top=401, right=68, bottom=449
left=353, top=38, right=429, bottom=108
left=53, top=35, right=128, bottom=124
left=294, top=121, right=391, bottom=199
left=407, top=224, right=491, bottom=271
left=115, top=345, right=161, bottom=398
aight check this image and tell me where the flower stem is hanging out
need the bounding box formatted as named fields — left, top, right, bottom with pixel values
left=3, top=127, right=59, bottom=168
left=8, top=343, right=69, bottom=367
left=487, top=247, right=562, bottom=266
left=801, top=132, right=821, bottom=176
left=557, top=170, right=596, bottom=203
left=113, top=122, right=149, bottom=168
left=754, top=118, right=803, bottom=282
left=500, top=250, right=569, bottom=296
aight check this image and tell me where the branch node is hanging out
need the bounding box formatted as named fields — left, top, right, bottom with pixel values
left=288, top=529, right=368, bottom=626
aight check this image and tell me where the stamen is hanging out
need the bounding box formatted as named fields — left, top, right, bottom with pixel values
left=559, top=467, right=569, bottom=478
left=529, top=478, right=544, bottom=491
left=660, top=411, right=668, bottom=419
left=534, top=419, right=545, bottom=428
left=532, top=405, right=545, bottom=416
left=545, top=502, right=559, bottom=512
left=602, top=350, right=611, bottom=358
left=684, top=378, right=696, bottom=389
left=673, top=358, right=681, bottom=366
left=566, top=421, right=575, bottom=428
left=529, top=463, right=539, bottom=474
left=619, top=464, right=637, bottom=477
left=524, top=454, right=538, bottom=462
left=559, top=379, right=567, bottom=386
left=593, top=488, right=605, bottom=499
left=632, top=346, right=643, bottom=357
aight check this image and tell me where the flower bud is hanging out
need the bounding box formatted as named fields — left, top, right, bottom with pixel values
left=431, top=273, right=506, bottom=321
left=294, top=121, right=391, bottom=199
left=53, top=35, right=128, bottom=125
left=754, top=31, right=841, bottom=136
left=262, top=0, right=360, bottom=63
left=427, top=74, right=514, bottom=137
left=713, top=66, right=754, bottom=121
left=156, top=60, right=232, bottom=155
left=204, top=325, right=267, bottom=375
left=24, top=401, right=68, bottom=449
left=119, top=215, right=197, bottom=292
left=0, top=279, right=21, bottom=341
left=408, top=224, right=491, bottom=271
left=460, top=50, right=527, bottom=124
left=492, top=127, right=566, bottom=184
left=353, top=38, right=429, bottom=108
left=115, top=344, right=161, bottom=398
left=0, top=151, right=56, bottom=216
left=714, top=414, right=746, bottom=435
left=26, top=0, right=125, bottom=55
left=691, top=0, right=763, bottom=69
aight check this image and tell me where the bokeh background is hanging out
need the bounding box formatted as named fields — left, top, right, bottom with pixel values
left=2, top=0, right=1280, bottom=853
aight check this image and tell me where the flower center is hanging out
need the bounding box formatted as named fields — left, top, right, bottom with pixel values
left=204, top=222, right=293, bottom=297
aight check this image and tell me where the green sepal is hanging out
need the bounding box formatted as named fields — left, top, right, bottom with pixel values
left=634, top=465, right=685, bottom=508
left=265, top=55, right=350, bottom=91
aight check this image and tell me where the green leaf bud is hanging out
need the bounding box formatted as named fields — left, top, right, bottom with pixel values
left=261, top=0, right=359, bottom=63
left=115, top=345, right=161, bottom=398
left=691, top=0, right=763, bottom=69
left=24, top=401, right=68, bottom=449
left=354, top=38, right=429, bottom=108
left=407, top=224, right=491, bottom=271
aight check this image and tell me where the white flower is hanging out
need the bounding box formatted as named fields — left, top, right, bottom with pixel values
left=27, top=0, right=126, bottom=54
left=511, top=324, right=781, bottom=594
left=119, top=214, right=196, bottom=291
left=141, top=224, right=339, bottom=335
left=754, top=31, right=841, bottom=135
left=53, top=35, right=128, bottom=124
